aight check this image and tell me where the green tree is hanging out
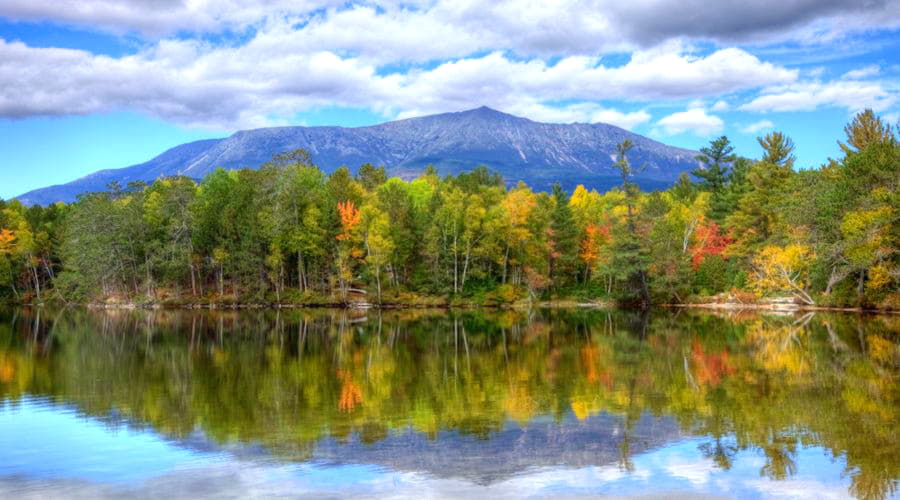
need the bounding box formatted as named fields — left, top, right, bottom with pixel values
left=548, top=183, right=579, bottom=291
left=611, top=140, right=650, bottom=307
left=726, top=132, right=796, bottom=258
left=692, top=136, right=736, bottom=222
left=357, top=163, right=387, bottom=191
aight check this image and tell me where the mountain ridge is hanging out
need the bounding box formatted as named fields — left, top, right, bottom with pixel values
left=15, top=107, right=699, bottom=205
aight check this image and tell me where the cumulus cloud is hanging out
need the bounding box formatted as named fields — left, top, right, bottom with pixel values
left=2, top=0, right=899, bottom=51
left=741, top=119, right=775, bottom=133
left=0, top=0, right=895, bottom=129
left=418, top=101, right=653, bottom=130
left=842, top=64, right=880, bottom=79
left=656, top=108, right=725, bottom=136
left=0, top=38, right=794, bottom=129
left=0, top=0, right=341, bottom=35
left=606, top=0, right=900, bottom=46
left=740, top=80, right=896, bottom=113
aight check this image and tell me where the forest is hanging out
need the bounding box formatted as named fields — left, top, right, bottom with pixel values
left=0, top=110, right=897, bottom=309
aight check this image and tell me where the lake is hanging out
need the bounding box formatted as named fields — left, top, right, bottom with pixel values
left=0, top=307, right=897, bottom=499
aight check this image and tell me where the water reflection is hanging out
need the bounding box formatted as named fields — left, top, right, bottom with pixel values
left=0, top=307, right=897, bottom=498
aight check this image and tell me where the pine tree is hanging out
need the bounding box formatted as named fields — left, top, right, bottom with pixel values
left=548, top=183, right=579, bottom=291
left=726, top=132, right=796, bottom=257
left=692, top=136, right=736, bottom=223
left=611, top=140, right=650, bottom=307
left=839, top=109, right=895, bottom=156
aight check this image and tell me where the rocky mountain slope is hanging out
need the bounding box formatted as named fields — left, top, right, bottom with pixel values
left=17, top=106, right=698, bottom=205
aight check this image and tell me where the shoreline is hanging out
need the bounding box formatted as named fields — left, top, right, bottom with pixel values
left=78, top=299, right=615, bottom=311
left=7, top=298, right=898, bottom=315
left=664, top=302, right=899, bottom=315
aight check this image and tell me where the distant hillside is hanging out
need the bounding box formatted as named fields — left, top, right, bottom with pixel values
left=16, top=106, right=699, bottom=205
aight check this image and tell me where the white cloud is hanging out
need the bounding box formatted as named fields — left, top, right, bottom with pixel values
left=664, top=461, right=714, bottom=486
left=3, top=0, right=899, bottom=51
left=656, top=108, right=724, bottom=136
left=0, top=39, right=794, bottom=129
left=2, top=0, right=897, bottom=130
left=808, top=67, right=827, bottom=78
left=842, top=64, right=880, bottom=79
left=740, top=80, right=896, bottom=113
left=591, top=109, right=653, bottom=129
left=459, top=102, right=652, bottom=129
left=741, top=119, right=774, bottom=133
left=0, top=0, right=342, bottom=35
left=744, top=479, right=854, bottom=500
left=688, top=99, right=707, bottom=109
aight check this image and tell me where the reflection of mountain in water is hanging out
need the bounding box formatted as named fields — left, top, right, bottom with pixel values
left=311, top=413, right=683, bottom=484
left=170, top=412, right=684, bottom=485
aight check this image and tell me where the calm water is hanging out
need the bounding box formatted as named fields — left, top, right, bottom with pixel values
left=0, top=307, right=897, bottom=499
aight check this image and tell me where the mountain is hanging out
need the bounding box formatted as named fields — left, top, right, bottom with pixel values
left=16, top=106, right=699, bottom=205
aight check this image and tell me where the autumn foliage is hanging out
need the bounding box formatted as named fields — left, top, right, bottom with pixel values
left=336, top=200, right=361, bottom=241
left=579, top=223, right=610, bottom=267
left=691, top=340, right=733, bottom=386
left=0, top=229, right=15, bottom=255
left=691, top=221, right=730, bottom=269
left=337, top=369, right=363, bottom=412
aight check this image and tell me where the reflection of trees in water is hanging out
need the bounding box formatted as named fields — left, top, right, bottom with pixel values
left=0, top=306, right=898, bottom=498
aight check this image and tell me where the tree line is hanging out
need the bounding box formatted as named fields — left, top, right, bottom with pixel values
left=0, top=110, right=897, bottom=308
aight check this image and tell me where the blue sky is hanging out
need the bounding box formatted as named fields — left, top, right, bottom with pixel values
left=1, top=1, right=899, bottom=199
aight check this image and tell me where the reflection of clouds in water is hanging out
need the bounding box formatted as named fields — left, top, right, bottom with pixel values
left=664, top=461, right=716, bottom=486
left=595, top=465, right=627, bottom=482
left=0, top=462, right=728, bottom=500
left=0, top=400, right=863, bottom=499
left=0, top=443, right=857, bottom=500
left=742, top=479, right=854, bottom=500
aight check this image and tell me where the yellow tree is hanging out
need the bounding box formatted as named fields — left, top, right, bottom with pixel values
left=0, top=229, right=17, bottom=298
left=0, top=229, right=14, bottom=253
left=750, top=244, right=815, bottom=305
left=840, top=197, right=897, bottom=296
left=500, top=184, right=538, bottom=285
left=1, top=208, right=38, bottom=300
left=360, top=204, right=394, bottom=303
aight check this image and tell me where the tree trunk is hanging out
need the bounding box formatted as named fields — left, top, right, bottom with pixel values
left=42, top=259, right=55, bottom=280
left=145, top=261, right=154, bottom=299
left=29, top=258, right=41, bottom=302
left=461, top=247, right=471, bottom=290
left=9, top=266, right=19, bottom=300
left=189, top=262, right=197, bottom=297
left=297, top=251, right=306, bottom=292
left=453, top=233, right=459, bottom=294
left=825, top=265, right=842, bottom=295
left=857, top=269, right=865, bottom=300
left=375, top=266, right=382, bottom=303
left=502, top=245, right=510, bottom=284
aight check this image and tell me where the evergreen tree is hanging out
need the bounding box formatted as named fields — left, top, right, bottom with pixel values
left=726, top=132, right=796, bottom=257
left=357, top=163, right=387, bottom=190
left=611, top=140, right=650, bottom=308
left=548, top=183, right=579, bottom=291
left=839, top=108, right=895, bottom=156
left=692, top=136, right=736, bottom=223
